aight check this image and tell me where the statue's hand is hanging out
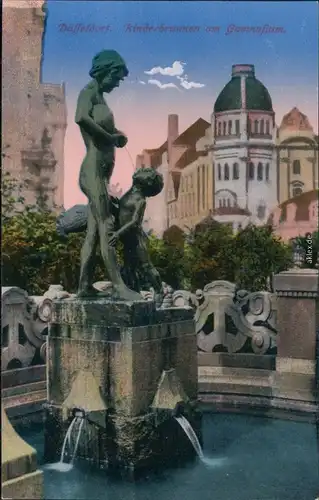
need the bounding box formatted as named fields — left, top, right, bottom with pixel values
left=108, top=231, right=119, bottom=247
left=113, top=133, right=128, bottom=148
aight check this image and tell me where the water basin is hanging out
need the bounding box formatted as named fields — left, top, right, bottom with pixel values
left=15, top=411, right=319, bottom=500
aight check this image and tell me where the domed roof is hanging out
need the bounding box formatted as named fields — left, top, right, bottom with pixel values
left=214, top=64, right=273, bottom=113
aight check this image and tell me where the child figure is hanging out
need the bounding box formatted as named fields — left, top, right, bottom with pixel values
left=108, top=168, right=164, bottom=305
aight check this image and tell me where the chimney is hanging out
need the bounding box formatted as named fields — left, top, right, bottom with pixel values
left=135, top=154, right=145, bottom=170
left=167, top=114, right=179, bottom=167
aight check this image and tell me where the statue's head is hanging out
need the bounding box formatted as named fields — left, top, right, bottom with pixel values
left=89, top=50, right=129, bottom=93
left=132, top=168, right=164, bottom=198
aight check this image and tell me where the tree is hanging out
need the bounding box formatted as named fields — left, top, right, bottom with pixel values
left=185, top=219, right=234, bottom=290
left=147, top=234, right=185, bottom=289
left=225, top=224, right=293, bottom=291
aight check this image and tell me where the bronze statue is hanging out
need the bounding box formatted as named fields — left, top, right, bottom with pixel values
left=108, top=168, right=164, bottom=304
left=74, top=49, right=142, bottom=300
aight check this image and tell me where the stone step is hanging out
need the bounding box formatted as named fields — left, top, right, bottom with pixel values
left=198, top=366, right=273, bottom=380
left=199, top=381, right=273, bottom=397
left=2, top=390, right=47, bottom=409
left=2, top=381, right=46, bottom=399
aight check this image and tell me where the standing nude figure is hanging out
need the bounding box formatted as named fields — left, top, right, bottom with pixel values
left=75, top=49, right=142, bottom=300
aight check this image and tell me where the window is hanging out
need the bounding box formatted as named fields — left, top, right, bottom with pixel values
left=227, top=198, right=231, bottom=207
left=218, top=199, right=222, bottom=207
left=222, top=199, right=226, bottom=207
left=247, top=119, right=251, bottom=135
left=265, top=163, right=270, bottom=181
left=292, top=186, right=303, bottom=197
left=257, top=162, right=263, bottom=181
left=235, top=120, right=240, bottom=135
left=223, top=122, right=227, bottom=136
left=292, top=159, right=301, bottom=175
left=233, top=162, right=239, bottom=180
left=265, top=121, right=270, bottom=135
left=202, top=165, right=206, bottom=209
left=248, top=162, right=255, bottom=180
left=224, top=163, right=230, bottom=180
left=228, top=120, right=232, bottom=135
left=217, top=163, right=222, bottom=180
left=260, top=120, right=264, bottom=134
left=256, top=204, right=266, bottom=220
left=254, top=120, right=258, bottom=134
left=217, top=122, right=221, bottom=136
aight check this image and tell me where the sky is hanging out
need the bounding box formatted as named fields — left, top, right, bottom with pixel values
left=42, top=0, right=319, bottom=208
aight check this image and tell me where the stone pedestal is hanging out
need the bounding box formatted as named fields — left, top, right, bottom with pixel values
left=44, top=298, right=200, bottom=473
left=2, top=406, right=44, bottom=499
left=273, top=269, right=319, bottom=403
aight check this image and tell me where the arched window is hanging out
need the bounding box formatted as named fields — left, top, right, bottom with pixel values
left=217, top=163, right=222, bottom=180
left=228, top=120, right=232, bottom=135
left=248, top=162, right=255, bottom=180
left=292, top=186, right=303, bottom=197
left=265, top=163, right=270, bottom=181
left=233, top=162, right=239, bottom=180
left=260, top=120, right=264, bottom=134
left=218, top=122, right=221, bottom=136
left=265, top=121, right=270, bottom=135
left=235, top=120, right=240, bottom=135
left=218, top=199, right=222, bottom=207
left=257, top=162, right=263, bottom=181
left=224, top=163, right=230, bottom=180
left=292, top=159, right=301, bottom=175
left=291, top=181, right=303, bottom=198
left=223, top=122, right=227, bottom=136
left=222, top=199, right=226, bottom=207
left=254, top=120, right=258, bottom=134
left=227, top=198, right=231, bottom=207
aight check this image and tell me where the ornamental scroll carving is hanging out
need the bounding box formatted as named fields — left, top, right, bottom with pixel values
left=1, top=287, right=52, bottom=371
left=172, top=280, right=277, bottom=355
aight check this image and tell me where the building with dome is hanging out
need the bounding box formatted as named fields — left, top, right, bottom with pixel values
left=211, top=64, right=277, bottom=230
left=135, top=64, right=318, bottom=236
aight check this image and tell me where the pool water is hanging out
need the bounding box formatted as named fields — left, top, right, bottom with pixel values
left=16, top=412, right=319, bottom=500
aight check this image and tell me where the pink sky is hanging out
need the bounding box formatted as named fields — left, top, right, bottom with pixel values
left=64, top=85, right=318, bottom=208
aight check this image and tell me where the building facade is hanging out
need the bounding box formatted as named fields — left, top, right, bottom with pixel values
left=2, top=0, right=67, bottom=211
left=136, top=64, right=318, bottom=235
left=268, top=190, right=318, bottom=242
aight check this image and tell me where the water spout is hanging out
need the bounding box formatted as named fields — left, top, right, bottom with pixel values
left=175, top=415, right=204, bottom=460
left=46, top=415, right=85, bottom=472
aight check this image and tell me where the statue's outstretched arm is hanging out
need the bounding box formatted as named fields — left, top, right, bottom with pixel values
left=75, top=89, right=115, bottom=145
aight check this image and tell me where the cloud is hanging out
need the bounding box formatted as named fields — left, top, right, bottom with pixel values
left=139, top=80, right=146, bottom=85
left=144, top=61, right=186, bottom=77
left=177, top=75, right=205, bottom=89
left=148, top=79, right=180, bottom=90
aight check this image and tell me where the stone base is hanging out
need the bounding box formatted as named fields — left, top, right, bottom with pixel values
left=44, top=297, right=200, bottom=474
left=44, top=402, right=201, bottom=473
left=2, top=470, right=43, bottom=500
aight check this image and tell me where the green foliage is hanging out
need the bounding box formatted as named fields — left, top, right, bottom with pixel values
left=225, top=224, right=293, bottom=291
left=185, top=220, right=234, bottom=290
left=1, top=172, right=26, bottom=221
left=294, top=231, right=319, bottom=269
left=146, top=234, right=185, bottom=289
left=2, top=210, right=108, bottom=295
left=2, top=175, right=294, bottom=294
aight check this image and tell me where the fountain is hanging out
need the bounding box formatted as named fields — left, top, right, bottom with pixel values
left=43, top=49, right=201, bottom=477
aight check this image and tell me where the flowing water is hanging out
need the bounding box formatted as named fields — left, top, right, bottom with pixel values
left=175, top=415, right=228, bottom=468
left=175, top=416, right=204, bottom=459
left=46, top=416, right=85, bottom=472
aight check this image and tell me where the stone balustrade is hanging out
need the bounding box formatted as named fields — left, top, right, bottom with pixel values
left=1, top=287, right=52, bottom=371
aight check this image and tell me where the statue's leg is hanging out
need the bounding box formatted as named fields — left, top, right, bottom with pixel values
left=77, top=206, right=98, bottom=297
left=92, top=187, right=142, bottom=301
